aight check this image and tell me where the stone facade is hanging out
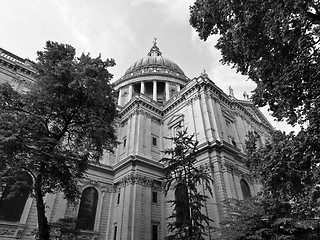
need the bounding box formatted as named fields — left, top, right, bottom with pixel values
left=0, top=43, right=273, bottom=239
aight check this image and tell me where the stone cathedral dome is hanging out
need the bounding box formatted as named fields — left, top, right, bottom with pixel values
left=116, top=41, right=189, bottom=85
left=114, top=40, right=189, bottom=106
left=124, top=42, right=185, bottom=77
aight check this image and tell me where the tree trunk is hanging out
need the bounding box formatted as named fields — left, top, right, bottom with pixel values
left=187, top=171, right=192, bottom=239
left=35, top=172, right=50, bottom=240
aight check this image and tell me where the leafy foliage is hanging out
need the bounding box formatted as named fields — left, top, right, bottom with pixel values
left=0, top=41, right=118, bottom=240
left=220, top=198, right=271, bottom=240
left=161, top=129, right=214, bottom=240
left=49, top=218, right=80, bottom=240
left=190, top=0, right=320, bottom=126
left=224, top=130, right=320, bottom=239
left=32, top=218, right=80, bottom=240
left=220, top=197, right=320, bottom=240
left=247, top=130, right=320, bottom=220
left=190, top=2, right=320, bottom=238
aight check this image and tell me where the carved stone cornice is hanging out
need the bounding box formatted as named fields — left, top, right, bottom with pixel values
left=0, top=48, right=35, bottom=77
left=186, top=93, right=202, bottom=106
left=223, top=162, right=255, bottom=183
left=112, top=172, right=164, bottom=192
left=223, top=161, right=243, bottom=176
left=114, top=68, right=188, bottom=87
left=198, top=161, right=214, bottom=174
left=120, top=107, right=163, bottom=126
left=119, top=95, right=163, bottom=120
left=152, top=180, right=166, bottom=191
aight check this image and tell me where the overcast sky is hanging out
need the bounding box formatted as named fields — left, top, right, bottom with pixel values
left=1, top=0, right=298, bottom=132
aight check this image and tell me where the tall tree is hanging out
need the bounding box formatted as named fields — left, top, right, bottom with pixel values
left=0, top=41, right=118, bottom=240
left=248, top=131, right=320, bottom=219
left=220, top=196, right=320, bottom=240
left=190, top=0, right=320, bottom=127
left=190, top=2, right=320, bottom=238
left=161, top=129, right=214, bottom=240
left=220, top=198, right=271, bottom=240
left=217, top=130, right=320, bottom=239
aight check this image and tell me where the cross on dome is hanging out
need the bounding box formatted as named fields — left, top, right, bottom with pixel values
left=148, top=38, right=162, bottom=57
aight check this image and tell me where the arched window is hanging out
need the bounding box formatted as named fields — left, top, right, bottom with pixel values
left=76, top=187, right=98, bottom=230
left=240, top=179, right=251, bottom=199
left=0, top=172, right=32, bottom=222
left=175, top=183, right=189, bottom=226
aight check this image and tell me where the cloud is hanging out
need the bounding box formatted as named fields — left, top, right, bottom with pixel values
left=131, top=0, right=194, bottom=24
left=52, top=0, right=92, bottom=52
left=190, top=30, right=255, bottom=99
left=52, top=0, right=138, bottom=74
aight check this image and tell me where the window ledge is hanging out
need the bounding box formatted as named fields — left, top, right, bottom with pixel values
left=0, top=222, right=24, bottom=238
left=78, top=230, right=99, bottom=240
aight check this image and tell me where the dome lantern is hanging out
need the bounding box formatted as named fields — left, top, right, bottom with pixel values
left=115, top=41, right=189, bottom=106
left=147, top=38, right=162, bottom=57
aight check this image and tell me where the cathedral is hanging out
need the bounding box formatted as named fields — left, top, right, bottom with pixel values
left=0, top=42, right=273, bottom=240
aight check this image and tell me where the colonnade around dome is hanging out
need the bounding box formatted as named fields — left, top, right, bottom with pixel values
left=117, top=80, right=182, bottom=105
left=115, top=41, right=188, bottom=106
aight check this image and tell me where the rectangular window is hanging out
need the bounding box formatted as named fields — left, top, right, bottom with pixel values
left=171, top=124, right=182, bottom=138
left=152, top=224, right=158, bottom=240
left=123, top=137, right=127, bottom=148
left=152, top=137, right=157, bottom=146
left=152, top=191, right=157, bottom=203
left=117, top=193, right=120, bottom=204
left=113, top=225, right=117, bottom=240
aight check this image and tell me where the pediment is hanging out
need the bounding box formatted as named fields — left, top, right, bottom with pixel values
left=168, top=114, right=184, bottom=128
left=246, top=107, right=262, bottom=123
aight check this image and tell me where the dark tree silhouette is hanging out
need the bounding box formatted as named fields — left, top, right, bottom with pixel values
left=0, top=41, right=118, bottom=240
left=161, top=129, right=214, bottom=239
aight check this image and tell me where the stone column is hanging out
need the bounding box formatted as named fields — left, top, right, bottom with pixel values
left=118, top=88, right=122, bottom=106
left=128, top=84, right=133, bottom=101
left=141, top=81, right=145, bottom=94
left=153, top=80, right=157, bottom=101
left=165, top=81, right=170, bottom=101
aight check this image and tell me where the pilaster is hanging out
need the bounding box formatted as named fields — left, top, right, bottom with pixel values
left=207, top=96, right=221, bottom=141
left=130, top=184, right=143, bottom=240
left=212, top=97, right=228, bottom=141
left=192, top=94, right=207, bottom=143
left=212, top=157, right=228, bottom=217
left=200, top=91, right=215, bottom=143
left=143, top=186, right=152, bottom=239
